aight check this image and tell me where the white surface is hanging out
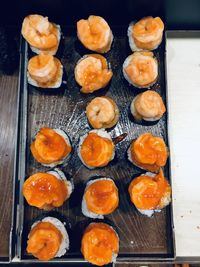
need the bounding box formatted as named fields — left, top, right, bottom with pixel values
left=167, top=37, right=200, bottom=257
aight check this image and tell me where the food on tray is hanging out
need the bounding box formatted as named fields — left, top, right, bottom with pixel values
left=27, top=54, right=63, bottom=88
left=123, top=51, right=158, bottom=88
left=26, top=217, right=69, bottom=261
left=30, top=128, right=72, bottom=167
left=82, top=178, right=118, bottom=218
left=86, top=96, right=119, bottom=129
left=23, top=169, right=73, bottom=210
left=81, top=222, right=119, bottom=266
left=131, top=90, right=166, bottom=121
left=77, top=15, right=113, bottom=53
left=21, top=14, right=61, bottom=55
left=75, top=54, right=113, bottom=93
left=128, top=169, right=171, bottom=217
left=128, top=132, right=168, bottom=172
left=128, top=16, right=164, bottom=51
left=78, top=129, right=115, bottom=169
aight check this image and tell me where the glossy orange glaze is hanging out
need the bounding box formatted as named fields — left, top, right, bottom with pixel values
left=31, top=128, right=71, bottom=164
left=81, top=223, right=119, bottom=266
left=27, top=222, right=63, bottom=261
left=128, top=169, right=171, bottom=210
left=85, top=179, right=118, bottom=215
left=130, top=133, right=168, bottom=172
left=80, top=132, right=114, bottom=167
left=23, top=172, right=68, bottom=209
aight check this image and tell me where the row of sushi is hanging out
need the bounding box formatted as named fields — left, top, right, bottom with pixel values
left=22, top=14, right=164, bottom=92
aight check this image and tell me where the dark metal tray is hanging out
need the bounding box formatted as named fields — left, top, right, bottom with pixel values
left=15, top=27, right=175, bottom=263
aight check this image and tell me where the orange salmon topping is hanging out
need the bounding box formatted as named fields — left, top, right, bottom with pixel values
left=85, top=179, right=118, bottom=215
left=80, top=132, right=114, bottom=167
left=23, top=172, right=68, bottom=209
left=31, top=128, right=71, bottom=164
left=128, top=169, right=171, bottom=210
left=27, top=222, right=63, bottom=261
left=81, top=223, right=119, bottom=266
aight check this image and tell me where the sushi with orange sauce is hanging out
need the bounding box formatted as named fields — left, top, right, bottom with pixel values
left=128, top=16, right=164, bottom=51
left=75, top=54, right=113, bottom=93
left=78, top=129, right=115, bottom=169
left=77, top=15, right=113, bottom=53
left=82, top=177, right=119, bottom=219
left=26, top=217, right=69, bottom=261
left=81, top=222, right=119, bottom=266
left=27, top=54, right=63, bottom=88
left=128, top=169, right=171, bottom=217
left=23, top=169, right=73, bottom=210
left=128, top=132, right=168, bottom=172
left=30, top=128, right=72, bottom=167
left=21, top=14, right=61, bottom=55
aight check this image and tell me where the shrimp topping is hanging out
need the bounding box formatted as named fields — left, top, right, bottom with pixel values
left=79, top=132, right=114, bottom=168
left=27, top=222, right=63, bottom=261
left=23, top=172, right=68, bottom=210
left=81, top=223, right=119, bottom=266
left=77, top=15, right=113, bottom=53
left=28, top=54, right=62, bottom=87
left=86, top=96, right=119, bottom=128
left=132, top=90, right=166, bottom=120
left=21, top=15, right=60, bottom=53
left=31, top=128, right=71, bottom=165
left=75, top=54, right=112, bottom=93
left=131, top=16, right=164, bottom=50
left=84, top=179, right=119, bottom=215
left=128, top=169, right=171, bottom=210
left=129, top=133, right=168, bottom=172
left=123, top=51, right=158, bottom=88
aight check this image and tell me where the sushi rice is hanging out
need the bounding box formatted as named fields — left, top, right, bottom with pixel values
left=31, top=216, right=69, bottom=258
left=82, top=177, right=116, bottom=219
left=78, top=129, right=115, bottom=169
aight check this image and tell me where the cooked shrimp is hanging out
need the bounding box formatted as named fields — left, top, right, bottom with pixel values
left=123, top=51, right=158, bottom=88
left=75, top=54, right=112, bottom=93
left=84, top=178, right=119, bottom=216
left=27, top=221, right=63, bottom=261
left=23, top=172, right=69, bottom=210
left=81, top=223, right=119, bottom=266
left=28, top=54, right=63, bottom=88
left=128, top=132, right=168, bottom=172
left=128, top=169, right=171, bottom=210
left=21, top=15, right=60, bottom=54
left=77, top=15, right=113, bottom=53
left=128, top=16, right=164, bottom=51
left=131, top=90, right=166, bottom=121
left=31, top=128, right=71, bottom=166
left=78, top=130, right=114, bottom=168
left=86, top=96, right=119, bottom=128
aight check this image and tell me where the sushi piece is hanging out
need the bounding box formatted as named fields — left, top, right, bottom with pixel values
left=27, top=54, right=63, bottom=88
left=21, top=14, right=61, bottom=55
left=81, top=222, right=119, bottom=266
left=131, top=90, right=166, bottom=122
left=82, top=177, right=119, bottom=219
left=86, top=96, right=119, bottom=129
left=128, top=132, right=168, bottom=172
left=75, top=54, right=113, bottom=93
left=77, top=15, right=113, bottom=53
left=23, top=168, right=73, bottom=210
left=78, top=129, right=115, bottom=169
left=123, top=51, right=158, bottom=88
left=128, top=169, right=171, bottom=217
left=128, top=16, right=164, bottom=51
left=26, top=216, right=69, bottom=261
left=30, top=128, right=72, bottom=167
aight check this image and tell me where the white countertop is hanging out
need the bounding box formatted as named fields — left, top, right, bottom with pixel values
left=167, top=34, right=200, bottom=258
